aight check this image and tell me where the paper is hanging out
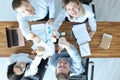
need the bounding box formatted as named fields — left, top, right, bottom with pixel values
left=31, top=23, right=53, bottom=43
left=31, top=23, right=46, bottom=41
left=99, top=33, right=112, bottom=50
left=79, top=43, right=91, bottom=57
left=31, top=41, right=55, bottom=59
left=31, top=23, right=55, bottom=59
left=72, top=23, right=91, bottom=45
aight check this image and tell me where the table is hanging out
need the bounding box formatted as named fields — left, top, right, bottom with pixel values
left=0, top=21, right=120, bottom=57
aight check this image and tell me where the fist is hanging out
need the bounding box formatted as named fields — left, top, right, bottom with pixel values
left=58, top=37, right=70, bottom=49
left=36, top=46, right=45, bottom=56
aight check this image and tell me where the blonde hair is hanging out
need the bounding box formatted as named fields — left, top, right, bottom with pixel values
left=62, top=0, right=85, bottom=17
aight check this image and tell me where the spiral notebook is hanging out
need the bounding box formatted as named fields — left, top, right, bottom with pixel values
left=72, top=24, right=91, bottom=56
left=72, top=24, right=91, bottom=45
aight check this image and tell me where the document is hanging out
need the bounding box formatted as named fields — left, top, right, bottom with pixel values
left=31, top=23, right=53, bottom=43
left=72, top=23, right=91, bottom=45
left=31, top=23, right=46, bottom=41
left=72, top=23, right=91, bottom=56
left=31, top=23, right=55, bottom=59
left=79, top=42, right=91, bottom=57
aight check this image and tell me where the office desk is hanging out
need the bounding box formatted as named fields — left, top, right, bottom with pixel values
left=0, top=21, right=120, bottom=57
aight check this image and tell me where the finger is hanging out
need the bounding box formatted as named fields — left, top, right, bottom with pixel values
left=58, top=46, right=64, bottom=53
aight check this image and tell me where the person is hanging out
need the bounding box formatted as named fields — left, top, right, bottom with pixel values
left=30, top=32, right=55, bottom=59
left=52, top=0, right=96, bottom=38
left=7, top=47, right=45, bottom=80
left=48, top=37, right=85, bottom=80
left=12, top=0, right=55, bottom=40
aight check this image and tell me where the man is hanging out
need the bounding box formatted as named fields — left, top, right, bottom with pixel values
left=48, top=37, right=85, bottom=80
left=12, top=0, right=55, bottom=40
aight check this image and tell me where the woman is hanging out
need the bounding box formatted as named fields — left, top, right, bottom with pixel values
left=52, top=0, right=96, bottom=38
left=7, top=47, right=45, bottom=80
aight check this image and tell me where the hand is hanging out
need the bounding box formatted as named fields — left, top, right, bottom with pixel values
left=51, top=30, right=57, bottom=42
left=29, top=54, right=35, bottom=60
left=58, top=37, right=70, bottom=49
left=58, top=46, right=64, bottom=54
left=89, top=31, right=96, bottom=38
left=47, top=18, right=54, bottom=25
left=36, top=46, right=45, bottom=56
left=30, top=32, right=41, bottom=43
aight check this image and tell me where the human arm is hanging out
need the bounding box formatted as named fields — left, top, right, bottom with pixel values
left=48, top=0, right=55, bottom=19
left=9, top=53, right=29, bottom=64
left=47, top=0, right=55, bottom=25
left=24, top=47, right=45, bottom=76
left=52, top=9, right=66, bottom=31
left=17, top=15, right=31, bottom=40
left=86, top=5, right=97, bottom=38
left=58, top=37, right=85, bottom=75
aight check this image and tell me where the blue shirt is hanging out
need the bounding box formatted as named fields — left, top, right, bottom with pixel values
left=53, top=4, right=96, bottom=32
left=17, top=0, right=55, bottom=40
left=48, top=44, right=85, bottom=76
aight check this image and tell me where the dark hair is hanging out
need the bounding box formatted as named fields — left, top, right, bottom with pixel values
left=7, top=62, right=30, bottom=80
left=7, top=62, right=24, bottom=80
left=12, top=0, right=29, bottom=10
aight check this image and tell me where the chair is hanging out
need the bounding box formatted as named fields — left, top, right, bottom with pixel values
left=35, top=58, right=49, bottom=80
left=69, top=58, right=94, bottom=80
left=79, top=0, right=95, bottom=13
left=65, top=0, right=95, bottom=21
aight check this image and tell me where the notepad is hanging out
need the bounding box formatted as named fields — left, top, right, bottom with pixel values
left=99, top=33, right=112, bottom=50
left=72, top=23, right=91, bottom=56
left=72, top=23, right=91, bottom=45
left=79, top=43, right=91, bottom=57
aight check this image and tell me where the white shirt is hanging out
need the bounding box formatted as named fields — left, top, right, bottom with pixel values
left=9, top=53, right=42, bottom=77
left=17, top=0, right=55, bottom=40
left=9, top=53, right=32, bottom=64
left=52, top=4, right=96, bottom=32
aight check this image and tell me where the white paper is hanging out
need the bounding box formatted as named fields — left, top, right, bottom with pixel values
left=32, top=41, right=55, bottom=59
left=31, top=23, right=46, bottom=41
left=72, top=24, right=91, bottom=45
left=79, top=43, right=91, bottom=57
left=31, top=23, right=55, bottom=59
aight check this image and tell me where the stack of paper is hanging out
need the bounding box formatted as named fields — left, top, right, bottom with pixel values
left=31, top=23, right=55, bottom=59
left=72, top=23, right=91, bottom=56
left=72, top=24, right=91, bottom=45
left=31, top=24, right=46, bottom=41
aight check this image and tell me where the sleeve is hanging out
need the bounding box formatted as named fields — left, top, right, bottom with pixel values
left=48, top=54, right=59, bottom=72
left=52, top=9, right=66, bottom=31
left=48, top=0, right=55, bottom=18
left=9, top=53, right=29, bottom=64
left=24, top=56, right=42, bottom=77
left=17, top=14, right=31, bottom=40
left=86, top=6, right=97, bottom=31
left=66, top=44, right=85, bottom=75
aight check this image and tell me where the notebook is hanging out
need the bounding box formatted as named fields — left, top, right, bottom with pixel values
left=72, top=23, right=91, bottom=56
left=72, top=23, right=91, bottom=45
left=79, top=42, right=91, bottom=57
left=99, top=33, right=112, bottom=50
